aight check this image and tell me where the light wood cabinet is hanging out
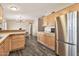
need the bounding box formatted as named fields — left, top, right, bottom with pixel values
left=43, top=16, right=48, bottom=26
left=43, top=16, right=56, bottom=26
left=37, top=32, right=44, bottom=44
left=4, top=37, right=10, bottom=56
left=37, top=32, right=55, bottom=50
left=43, top=34, right=49, bottom=47
left=0, top=43, right=5, bottom=56
left=43, top=34, right=55, bottom=50
left=10, top=34, right=25, bottom=51
left=0, top=37, right=10, bottom=56
left=48, top=35, right=55, bottom=50
left=48, top=15, right=56, bottom=26
left=0, top=33, right=25, bottom=56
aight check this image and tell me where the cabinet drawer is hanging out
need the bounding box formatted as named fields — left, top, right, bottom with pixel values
left=12, top=35, right=25, bottom=39
left=11, top=37, right=25, bottom=50
left=11, top=41, right=25, bottom=50
left=10, top=34, right=25, bottom=51
left=12, top=39, right=25, bottom=44
left=12, top=38, right=25, bottom=43
left=12, top=36, right=25, bottom=41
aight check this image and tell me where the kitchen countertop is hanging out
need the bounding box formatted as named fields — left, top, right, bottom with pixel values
left=0, top=30, right=25, bottom=32
left=0, top=31, right=26, bottom=45
left=37, top=32, right=55, bottom=37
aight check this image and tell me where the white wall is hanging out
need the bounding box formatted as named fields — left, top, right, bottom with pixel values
left=0, top=20, right=7, bottom=30
left=6, top=19, right=38, bottom=36
left=32, top=19, right=38, bottom=36
left=7, top=20, right=30, bottom=32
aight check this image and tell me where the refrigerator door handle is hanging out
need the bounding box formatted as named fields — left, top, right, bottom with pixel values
left=57, top=40, right=75, bottom=45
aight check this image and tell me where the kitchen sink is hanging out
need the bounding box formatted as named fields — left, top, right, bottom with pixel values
left=0, top=35, right=4, bottom=39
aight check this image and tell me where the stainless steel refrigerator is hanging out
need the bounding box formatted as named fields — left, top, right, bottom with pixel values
left=55, top=11, right=78, bottom=56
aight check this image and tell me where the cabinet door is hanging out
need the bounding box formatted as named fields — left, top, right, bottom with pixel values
left=49, top=18, right=55, bottom=26
left=47, top=16, right=56, bottom=26
left=48, top=36, right=55, bottom=50
left=43, top=16, right=48, bottom=26
left=38, top=33, right=45, bottom=44
left=0, top=37, right=10, bottom=56
left=12, top=38, right=25, bottom=50
left=0, top=41, right=9, bottom=56
left=9, top=35, right=13, bottom=51
left=11, top=34, right=25, bottom=51
left=43, top=34, right=49, bottom=47
left=43, top=34, right=55, bottom=50
left=0, top=43, right=5, bottom=56
left=4, top=38, right=10, bottom=56
left=37, top=33, right=55, bottom=50
left=12, top=34, right=25, bottom=42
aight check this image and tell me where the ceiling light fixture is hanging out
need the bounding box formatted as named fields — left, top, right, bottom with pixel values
left=10, top=6, right=17, bottom=11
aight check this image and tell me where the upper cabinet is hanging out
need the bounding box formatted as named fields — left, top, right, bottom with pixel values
left=47, top=15, right=56, bottom=26
left=0, top=5, right=3, bottom=23
left=43, top=16, right=48, bottom=26
left=43, top=15, right=56, bottom=26
left=43, top=4, right=79, bottom=27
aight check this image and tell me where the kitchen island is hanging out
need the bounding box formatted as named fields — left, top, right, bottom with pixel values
left=0, top=30, right=26, bottom=56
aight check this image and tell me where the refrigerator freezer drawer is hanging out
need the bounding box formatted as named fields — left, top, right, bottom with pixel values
left=66, top=43, right=77, bottom=56
left=56, top=41, right=77, bottom=56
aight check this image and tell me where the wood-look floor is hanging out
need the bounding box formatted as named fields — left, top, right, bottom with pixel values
left=9, top=35, right=56, bottom=56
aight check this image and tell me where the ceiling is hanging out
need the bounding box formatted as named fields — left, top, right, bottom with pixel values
left=1, top=3, right=73, bottom=20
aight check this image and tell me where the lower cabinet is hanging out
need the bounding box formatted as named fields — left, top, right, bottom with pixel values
left=10, top=34, right=25, bottom=51
left=37, top=32, right=55, bottom=50
left=0, top=37, right=10, bottom=56
left=4, top=37, right=10, bottom=56
left=37, top=33, right=45, bottom=44
left=0, top=43, right=5, bottom=56
left=0, top=34, right=25, bottom=56
left=48, top=35, right=55, bottom=50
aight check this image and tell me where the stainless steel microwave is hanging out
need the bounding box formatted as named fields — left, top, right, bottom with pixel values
left=44, top=26, right=55, bottom=33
